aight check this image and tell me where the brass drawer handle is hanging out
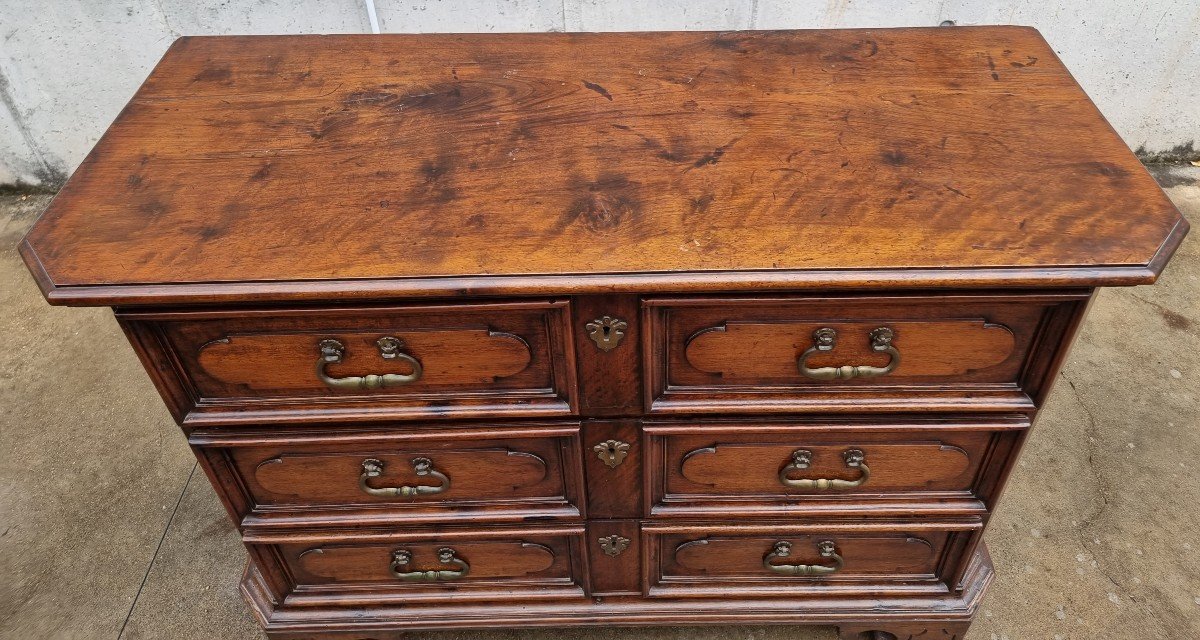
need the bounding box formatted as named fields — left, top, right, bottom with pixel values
left=390, top=547, right=469, bottom=582
left=317, top=337, right=423, bottom=390
left=763, top=540, right=843, bottom=576
left=779, top=449, right=869, bottom=489
left=360, top=457, right=450, bottom=497
left=797, top=327, right=899, bottom=380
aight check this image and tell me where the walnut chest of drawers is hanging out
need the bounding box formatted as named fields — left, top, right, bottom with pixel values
left=20, top=27, right=1187, bottom=640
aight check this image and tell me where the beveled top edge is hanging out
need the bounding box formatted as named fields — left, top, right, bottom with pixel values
left=23, top=215, right=1188, bottom=308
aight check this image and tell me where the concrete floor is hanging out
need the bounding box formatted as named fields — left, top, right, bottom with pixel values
left=1, top=174, right=1197, bottom=639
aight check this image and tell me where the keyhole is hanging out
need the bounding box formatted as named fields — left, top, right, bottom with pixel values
left=602, top=325, right=612, bottom=339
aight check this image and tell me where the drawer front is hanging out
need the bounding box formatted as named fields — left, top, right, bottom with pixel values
left=194, top=423, right=585, bottom=528
left=120, top=300, right=577, bottom=425
left=646, top=418, right=1025, bottom=517
left=259, top=525, right=587, bottom=604
left=643, top=520, right=979, bottom=598
left=644, top=293, right=1088, bottom=414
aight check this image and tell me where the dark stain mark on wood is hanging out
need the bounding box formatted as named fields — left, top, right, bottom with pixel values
left=986, top=54, right=1000, bottom=81
left=1083, top=162, right=1130, bottom=179
left=727, top=107, right=755, bottom=119
left=198, top=226, right=224, bottom=240
left=691, top=139, right=739, bottom=169
left=560, top=173, right=642, bottom=233
left=611, top=126, right=691, bottom=164
left=138, top=198, right=170, bottom=220
left=944, top=184, right=969, bottom=198
left=421, top=160, right=450, bottom=184
left=1010, top=56, right=1038, bottom=68
left=690, top=193, right=715, bottom=217
left=126, top=174, right=144, bottom=189
left=409, top=156, right=458, bottom=205
left=710, top=35, right=749, bottom=53
left=191, top=65, right=232, bottom=83
left=881, top=149, right=908, bottom=166
left=820, top=39, right=878, bottom=63
left=389, top=83, right=467, bottom=112
left=250, top=162, right=272, bottom=182
left=306, top=112, right=358, bottom=140
left=582, top=80, right=613, bottom=101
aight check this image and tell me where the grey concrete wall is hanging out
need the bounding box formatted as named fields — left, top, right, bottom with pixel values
left=1, top=0, right=1197, bottom=187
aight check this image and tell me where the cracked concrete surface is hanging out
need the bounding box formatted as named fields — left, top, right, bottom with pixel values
left=0, top=180, right=1197, bottom=639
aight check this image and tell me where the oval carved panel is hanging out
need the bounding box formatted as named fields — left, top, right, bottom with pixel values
left=197, top=328, right=532, bottom=390
left=254, top=448, right=549, bottom=501
left=672, top=535, right=935, bottom=576
left=679, top=442, right=972, bottom=493
left=685, top=319, right=1015, bottom=379
left=296, top=540, right=557, bottom=581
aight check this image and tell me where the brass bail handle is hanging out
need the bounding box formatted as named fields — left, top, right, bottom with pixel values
left=390, top=547, right=470, bottom=582
left=317, top=336, right=423, bottom=390
left=797, top=326, right=900, bottom=380
left=359, top=457, right=450, bottom=497
left=779, top=448, right=870, bottom=489
left=763, top=540, right=844, bottom=576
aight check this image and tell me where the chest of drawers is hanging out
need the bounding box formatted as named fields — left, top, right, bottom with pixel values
left=20, top=28, right=1186, bottom=640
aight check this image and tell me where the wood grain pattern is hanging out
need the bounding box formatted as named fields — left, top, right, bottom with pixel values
left=191, top=422, right=585, bottom=529
left=642, top=518, right=980, bottom=598
left=685, top=319, right=1015, bottom=378
left=117, top=300, right=578, bottom=425
left=21, top=27, right=1181, bottom=640
left=645, top=292, right=1091, bottom=414
left=645, top=417, right=1027, bottom=518
left=198, top=328, right=531, bottom=389
left=267, top=525, right=588, bottom=603
left=20, top=28, right=1187, bottom=306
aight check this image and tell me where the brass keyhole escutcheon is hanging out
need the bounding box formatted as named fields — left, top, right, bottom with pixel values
left=593, top=439, right=630, bottom=468
left=598, top=534, right=631, bottom=557
left=586, top=315, right=627, bottom=351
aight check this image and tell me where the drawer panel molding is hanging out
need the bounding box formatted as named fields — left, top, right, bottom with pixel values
left=642, top=519, right=981, bottom=599
left=644, top=292, right=1090, bottom=415
left=119, top=300, right=578, bottom=426
left=192, top=423, right=586, bottom=530
left=646, top=418, right=1027, bottom=518
left=252, top=524, right=589, bottom=605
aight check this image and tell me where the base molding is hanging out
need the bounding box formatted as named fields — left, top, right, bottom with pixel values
left=241, top=545, right=993, bottom=639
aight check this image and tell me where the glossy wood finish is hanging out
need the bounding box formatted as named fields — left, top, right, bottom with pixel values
left=191, top=422, right=585, bottom=529
left=117, top=300, right=577, bottom=425
left=643, top=519, right=977, bottom=598
left=262, top=524, right=588, bottom=603
left=19, top=28, right=1187, bottom=306
left=645, top=417, right=1026, bottom=518
left=20, top=27, right=1188, bottom=640
left=645, top=292, right=1091, bottom=414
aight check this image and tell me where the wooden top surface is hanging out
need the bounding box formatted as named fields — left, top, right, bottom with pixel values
left=22, top=27, right=1188, bottom=305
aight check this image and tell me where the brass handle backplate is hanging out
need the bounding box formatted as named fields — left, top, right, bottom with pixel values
left=360, top=457, right=450, bottom=497
left=779, top=449, right=869, bottom=490
left=390, top=547, right=469, bottom=581
left=797, top=327, right=899, bottom=380
left=763, top=540, right=843, bottom=576
left=317, top=336, right=423, bottom=390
